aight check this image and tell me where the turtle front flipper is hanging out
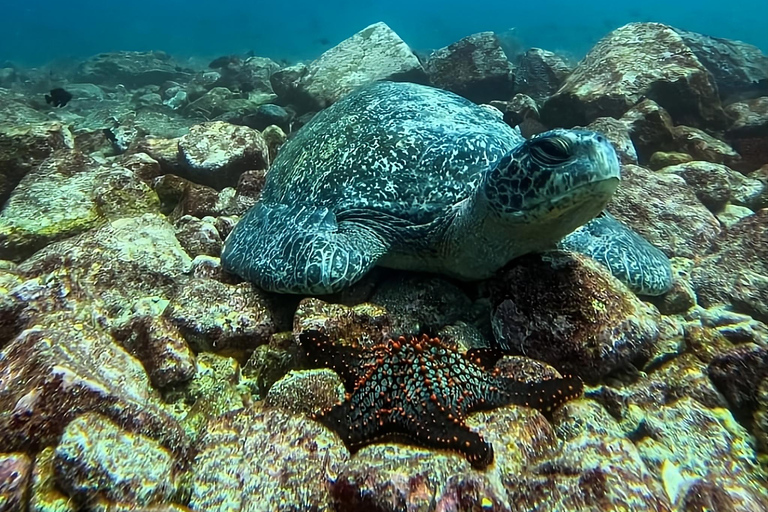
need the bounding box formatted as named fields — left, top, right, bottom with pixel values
left=558, top=211, right=673, bottom=296
left=222, top=202, right=388, bottom=294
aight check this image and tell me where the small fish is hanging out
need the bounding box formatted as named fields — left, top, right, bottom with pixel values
left=45, top=87, right=72, bottom=107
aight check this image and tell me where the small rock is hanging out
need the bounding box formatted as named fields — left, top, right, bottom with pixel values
left=175, top=181, right=220, bottom=219
left=716, top=204, right=754, bottom=227
left=672, top=125, right=742, bottom=169
left=619, top=99, right=677, bottom=163
left=54, top=413, right=176, bottom=508
left=585, top=117, right=638, bottom=164
left=173, top=215, right=223, bottom=258
left=490, top=93, right=540, bottom=128
left=30, top=447, right=75, bottom=512
left=242, top=332, right=298, bottom=398
left=489, top=252, right=660, bottom=382
left=261, top=125, right=288, bottom=162
left=513, top=48, right=571, bottom=104
left=293, top=297, right=391, bottom=347
left=111, top=298, right=196, bottom=388
left=660, top=161, right=739, bottom=212
left=122, top=152, right=163, bottom=181
left=164, top=278, right=276, bottom=351
left=542, top=23, right=726, bottom=129
left=265, top=369, right=344, bottom=416
left=649, top=151, right=694, bottom=170
left=425, top=31, right=515, bottom=104
left=177, top=121, right=269, bottom=189
left=241, top=103, right=292, bottom=132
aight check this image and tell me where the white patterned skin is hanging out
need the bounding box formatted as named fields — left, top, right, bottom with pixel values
left=222, top=81, right=641, bottom=294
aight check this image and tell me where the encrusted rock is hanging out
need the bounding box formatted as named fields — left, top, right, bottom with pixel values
left=53, top=413, right=176, bottom=508
left=542, top=23, right=726, bottom=129
left=265, top=369, right=344, bottom=416
left=242, top=332, right=297, bottom=398
left=635, top=397, right=767, bottom=507
left=618, top=99, right=677, bottom=163
left=690, top=209, right=768, bottom=322
left=489, top=252, right=660, bottom=382
left=111, top=297, right=197, bottom=389
left=725, top=96, right=768, bottom=172
left=0, top=310, right=187, bottom=454
left=708, top=343, right=768, bottom=415
left=187, top=406, right=348, bottom=511
left=173, top=215, right=223, bottom=258
left=672, top=125, right=742, bottom=169
left=425, top=31, right=515, bottom=104
left=607, top=164, right=720, bottom=259
left=30, top=447, right=75, bottom=512
left=293, top=297, right=391, bottom=347
left=177, top=122, right=269, bottom=189
left=16, top=213, right=192, bottom=320
left=122, top=152, right=163, bottom=181
left=271, top=22, right=426, bottom=111
left=490, top=93, right=540, bottom=129
left=369, top=275, right=475, bottom=337
left=0, top=452, right=32, bottom=511
left=0, top=121, right=74, bottom=205
left=513, top=48, right=571, bottom=104
left=649, top=151, right=694, bottom=170
left=164, top=278, right=276, bottom=352
left=585, top=117, right=638, bottom=164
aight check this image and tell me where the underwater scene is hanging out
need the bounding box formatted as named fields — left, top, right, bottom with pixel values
left=1, top=0, right=768, bottom=510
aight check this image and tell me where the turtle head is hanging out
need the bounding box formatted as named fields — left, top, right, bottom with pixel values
left=481, top=128, right=620, bottom=241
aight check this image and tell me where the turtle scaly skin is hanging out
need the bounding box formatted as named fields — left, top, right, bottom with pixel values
left=222, top=81, right=671, bottom=295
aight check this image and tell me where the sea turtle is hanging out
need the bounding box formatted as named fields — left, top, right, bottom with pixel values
left=222, top=81, right=672, bottom=296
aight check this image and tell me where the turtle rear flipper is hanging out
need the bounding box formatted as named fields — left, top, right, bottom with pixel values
left=222, top=202, right=388, bottom=294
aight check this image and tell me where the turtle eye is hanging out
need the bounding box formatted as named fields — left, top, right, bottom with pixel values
left=529, top=136, right=573, bottom=166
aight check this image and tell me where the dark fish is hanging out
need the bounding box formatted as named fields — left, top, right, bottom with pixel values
left=45, top=87, right=72, bottom=107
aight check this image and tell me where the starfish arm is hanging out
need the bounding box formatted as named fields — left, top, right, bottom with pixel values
left=299, top=330, right=363, bottom=392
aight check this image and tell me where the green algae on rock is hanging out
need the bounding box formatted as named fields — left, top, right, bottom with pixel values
left=53, top=413, right=177, bottom=509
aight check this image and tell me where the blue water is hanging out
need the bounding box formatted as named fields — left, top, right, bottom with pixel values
left=1, top=0, right=767, bottom=66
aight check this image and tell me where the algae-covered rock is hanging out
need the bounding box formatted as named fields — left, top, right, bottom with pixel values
left=425, top=31, right=515, bottom=104
left=173, top=215, right=223, bottom=258
left=17, top=213, right=191, bottom=320
left=0, top=121, right=74, bottom=206
left=53, top=413, right=176, bottom=508
left=292, top=297, right=391, bottom=347
left=725, top=96, right=768, bottom=172
left=0, top=309, right=188, bottom=454
left=0, top=150, right=161, bottom=261
left=177, top=121, right=269, bottom=189
left=30, top=447, right=76, bottom=512
left=187, top=406, right=348, bottom=511
left=618, top=99, right=677, bottom=163
left=490, top=252, right=660, bottom=381
left=542, top=23, right=726, bottom=129
left=672, top=125, right=742, bottom=169
left=659, top=161, right=760, bottom=212
left=265, top=369, right=344, bottom=416
left=164, top=278, right=276, bottom=352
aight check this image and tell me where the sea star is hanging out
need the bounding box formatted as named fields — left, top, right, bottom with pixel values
left=298, top=330, right=583, bottom=469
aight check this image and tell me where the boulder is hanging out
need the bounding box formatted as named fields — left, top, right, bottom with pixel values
left=75, top=51, right=188, bottom=88
left=270, top=22, right=426, bottom=111
left=513, top=48, right=571, bottom=104
left=425, top=31, right=515, bottom=104
left=542, top=23, right=726, bottom=129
